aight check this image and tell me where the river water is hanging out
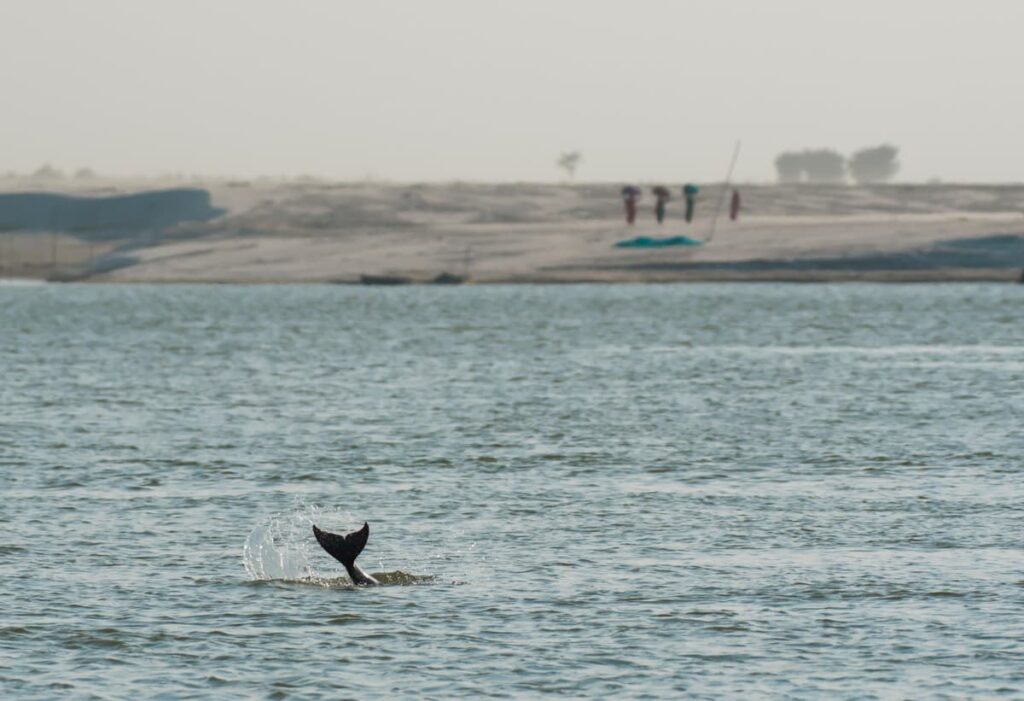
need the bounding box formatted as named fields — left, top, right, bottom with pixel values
left=2, top=283, right=1022, bottom=699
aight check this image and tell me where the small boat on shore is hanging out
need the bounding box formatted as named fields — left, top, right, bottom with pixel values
left=431, top=272, right=466, bottom=285
left=356, top=272, right=467, bottom=285
left=359, top=274, right=411, bottom=286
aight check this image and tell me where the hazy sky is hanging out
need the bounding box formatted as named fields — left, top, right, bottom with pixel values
left=2, top=0, right=1022, bottom=182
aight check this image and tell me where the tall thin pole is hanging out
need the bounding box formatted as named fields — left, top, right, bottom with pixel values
left=705, top=140, right=742, bottom=243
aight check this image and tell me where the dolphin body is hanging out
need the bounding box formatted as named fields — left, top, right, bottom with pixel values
left=312, top=522, right=380, bottom=586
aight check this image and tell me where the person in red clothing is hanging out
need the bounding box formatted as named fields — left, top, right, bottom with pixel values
left=729, top=189, right=741, bottom=221
left=621, top=185, right=641, bottom=225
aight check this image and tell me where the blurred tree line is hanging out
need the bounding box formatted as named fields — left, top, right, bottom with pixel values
left=774, top=145, right=900, bottom=184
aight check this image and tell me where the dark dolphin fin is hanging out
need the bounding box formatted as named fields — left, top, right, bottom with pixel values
left=312, top=522, right=369, bottom=567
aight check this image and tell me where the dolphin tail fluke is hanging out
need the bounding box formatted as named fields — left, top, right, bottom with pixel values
left=312, top=522, right=369, bottom=567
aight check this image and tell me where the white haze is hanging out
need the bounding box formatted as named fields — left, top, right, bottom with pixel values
left=1, top=0, right=1021, bottom=182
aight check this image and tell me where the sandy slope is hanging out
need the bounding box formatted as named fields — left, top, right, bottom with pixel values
left=3, top=180, right=1024, bottom=282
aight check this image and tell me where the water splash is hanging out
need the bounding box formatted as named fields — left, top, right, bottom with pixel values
left=243, top=502, right=353, bottom=581
left=243, top=502, right=470, bottom=585
left=242, top=524, right=311, bottom=580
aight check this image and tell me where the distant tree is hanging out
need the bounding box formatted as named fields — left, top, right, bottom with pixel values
left=557, top=151, right=582, bottom=180
left=848, top=144, right=900, bottom=184
left=801, top=149, right=846, bottom=183
left=774, top=152, right=804, bottom=183
left=74, top=167, right=97, bottom=179
left=32, top=163, right=64, bottom=180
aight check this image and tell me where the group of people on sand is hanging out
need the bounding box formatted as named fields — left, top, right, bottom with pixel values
left=620, top=184, right=740, bottom=225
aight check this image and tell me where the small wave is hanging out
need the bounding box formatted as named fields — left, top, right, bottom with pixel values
left=245, top=571, right=435, bottom=589
left=60, top=631, right=128, bottom=650
left=374, top=570, right=436, bottom=586
left=661, top=344, right=1024, bottom=356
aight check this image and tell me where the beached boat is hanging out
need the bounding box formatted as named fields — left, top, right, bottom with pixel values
left=431, top=272, right=466, bottom=285
left=359, top=274, right=411, bottom=285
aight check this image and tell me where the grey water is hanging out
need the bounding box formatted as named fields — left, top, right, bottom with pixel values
left=2, top=283, right=1023, bottom=699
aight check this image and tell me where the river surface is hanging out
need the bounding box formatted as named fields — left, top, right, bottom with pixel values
left=2, top=283, right=1023, bottom=699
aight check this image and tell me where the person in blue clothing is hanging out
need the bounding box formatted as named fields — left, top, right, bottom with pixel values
left=652, top=186, right=671, bottom=224
left=682, top=183, right=700, bottom=223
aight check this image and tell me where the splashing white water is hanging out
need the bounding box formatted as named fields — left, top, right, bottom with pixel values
left=243, top=502, right=356, bottom=581
left=243, top=525, right=310, bottom=580
left=243, top=502, right=480, bottom=585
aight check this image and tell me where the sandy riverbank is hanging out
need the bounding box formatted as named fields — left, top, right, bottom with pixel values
left=1, top=180, right=1023, bottom=283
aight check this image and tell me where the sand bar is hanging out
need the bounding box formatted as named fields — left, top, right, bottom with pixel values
left=1, top=181, right=1022, bottom=283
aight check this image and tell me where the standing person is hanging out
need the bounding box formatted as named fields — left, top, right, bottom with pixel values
left=652, top=186, right=671, bottom=224
left=683, top=183, right=700, bottom=223
left=730, top=189, right=741, bottom=221
left=621, top=185, right=641, bottom=225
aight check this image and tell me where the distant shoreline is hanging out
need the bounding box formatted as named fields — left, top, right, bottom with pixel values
left=4, top=270, right=1019, bottom=285
left=1, top=181, right=1022, bottom=284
